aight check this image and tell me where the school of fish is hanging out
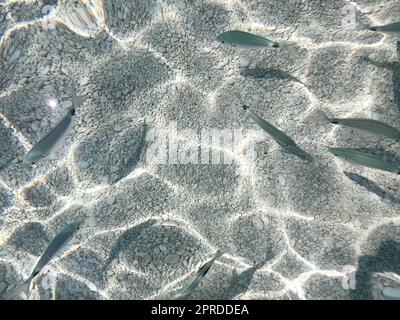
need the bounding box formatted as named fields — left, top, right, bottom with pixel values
left=1, top=16, right=400, bottom=300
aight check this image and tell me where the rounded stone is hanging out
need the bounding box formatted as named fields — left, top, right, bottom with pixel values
left=239, top=57, right=250, bottom=68
left=165, top=254, right=180, bottom=264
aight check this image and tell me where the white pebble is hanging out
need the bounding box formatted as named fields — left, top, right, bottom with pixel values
left=340, top=211, right=351, bottom=223
left=216, top=62, right=224, bottom=70
left=278, top=175, right=286, bottom=186
left=142, top=255, right=151, bottom=266
left=165, top=254, right=180, bottom=264
left=31, top=121, right=40, bottom=131
left=80, top=76, right=90, bottom=86
left=87, top=282, right=97, bottom=292
left=9, top=49, right=20, bottom=64
left=227, top=243, right=238, bottom=253
left=39, top=66, right=49, bottom=75
left=239, top=57, right=250, bottom=68
left=42, top=5, right=55, bottom=15
left=77, top=160, right=89, bottom=169
left=106, top=196, right=115, bottom=205
left=188, top=256, right=194, bottom=268
left=226, top=78, right=235, bottom=85
left=253, top=217, right=264, bottom=230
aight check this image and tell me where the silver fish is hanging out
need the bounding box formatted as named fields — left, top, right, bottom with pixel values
left=22, top=85, right=87, bottom=166
left=3, top=221, right=82, bottom=300
left=327, top=147, right=400, bottom=174
left=216, top=30, right=283, bottom=49
left=367, top=21, right=400, bottom=33
left=327, top=117, right=400, bottom=140
left=169, top=250, right=223, bottom=300
left=243, top=104, right=312, bottom=161
left=244, top=104, right=297, bottom=147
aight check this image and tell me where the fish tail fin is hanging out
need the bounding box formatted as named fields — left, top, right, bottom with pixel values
left=318, top=111, right=332, bottom=124
left=235, top=94, right=250, bottom=111
left=324, top=114, right=333, bottom=123
left=2, top=277, right=32, bottom=300
left=358, top=22, right=375, bottom=31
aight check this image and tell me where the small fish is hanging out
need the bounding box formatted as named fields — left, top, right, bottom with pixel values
left=216, top=30, right=284, bottom=49
left=327, top=147, right=400, bottom=174
left=243, top=105, right=297, bottom=147
left=364, top=21, right=400, bottom=33
left=169, top=250, right=223, bottom=300
left=243, top=104, right=312, bottom=161
left=2, top=221, right=82, bottom=300
left=327, top=117, right=400, bottom=140
left=22, top=85, right=87, bottom=166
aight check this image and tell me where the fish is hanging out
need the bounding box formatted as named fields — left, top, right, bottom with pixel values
left=326, top=117, right=400, bottom=140
left=364, top=21, right=400, bottom=33
left=2, top=221, right=82, bottom=300
left=243, top=104, right=313, bottom=161
left=22, top=84, right=87, bottom=166
left=327, top=147, right=400, bottom=174
left=216, top=30, right=285, bottom=49
left=169, top=250, right=223, bottom=300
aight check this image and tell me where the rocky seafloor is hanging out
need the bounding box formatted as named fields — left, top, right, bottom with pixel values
left=0, top=0, right=400, bottom=300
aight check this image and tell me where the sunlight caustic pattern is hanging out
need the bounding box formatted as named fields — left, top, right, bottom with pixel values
left=0, top=0, right=400, bottom=300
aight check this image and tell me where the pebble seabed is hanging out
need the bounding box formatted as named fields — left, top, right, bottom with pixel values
left=0, top=0, right=400, bottom=300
